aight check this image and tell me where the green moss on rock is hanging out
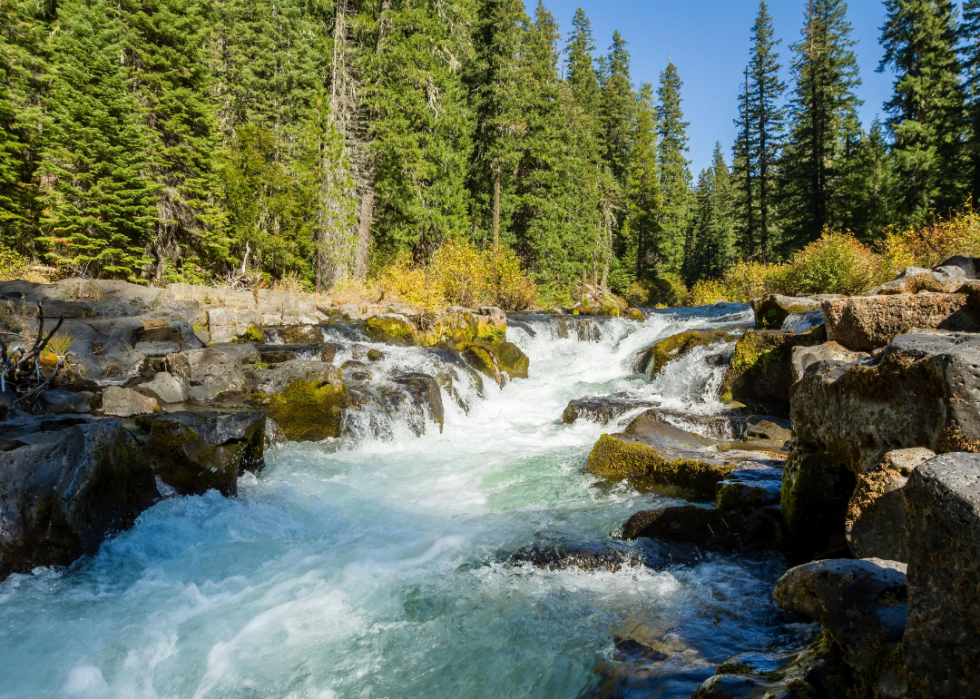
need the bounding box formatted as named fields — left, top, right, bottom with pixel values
left=458, top=340, right=529, bottom=386
left=234, top=325, right=265, bottom=344
left=586, top=434, right=733, bottom=500
left=365, top=315, right=417, bottom=346
left=641, top=329, right=734, bottom=377
left=253, top=379, right=346, bottom=442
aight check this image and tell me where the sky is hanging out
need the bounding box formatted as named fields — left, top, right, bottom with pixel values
left=524, top=0, right=895, bottom=175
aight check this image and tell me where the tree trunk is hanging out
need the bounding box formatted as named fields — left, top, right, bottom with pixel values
left=492, top=163, right=501, bottom=252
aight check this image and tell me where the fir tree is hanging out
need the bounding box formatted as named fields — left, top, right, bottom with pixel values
left=961, top=0, right=980, bottom=204
left=688, top=143, right=736, bottom=282
left=565, top=8, right=600, bottom=121
left=38, top=0, right=158, bottom=280
left=880, top=0, right=965, bottom=219
left=626, top=83, right=661, bottom=280
left=654, top=61, right=691, bottom=277
left=781, top=0, right=863, bottom=249
left=838, top=120, right=898, bottom=241
left=598, top=31, right=634, bottom=187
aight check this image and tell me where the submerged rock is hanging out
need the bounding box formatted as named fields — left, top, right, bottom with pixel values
left=503, top=532, right=695, bottom=572
left=775, top=558, right=908, bottom=698
left=458, top=340, right=529, bottom=387
left=622, top=502, right=781, bottom=550
left=391, top=373, right=445, bottom=429
left=0, top=416, right=157, bottom=579
left=751, top=294, right=823, bottom=330
left=904, top=452, right=980, bottom=699
left=135, top=411, right=265, bottom=496
left=635, top=329, right=734, bottom=377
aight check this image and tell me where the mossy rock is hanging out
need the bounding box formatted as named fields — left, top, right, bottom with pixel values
left=638, top=329, right=734, bottom=377
left=252, top=379, right=346, bottom=442
left=365, top=315, right=417, bottom=346
left=625, top=308, right=645, bottom=322
left=495, top=341, right=529, bottom=378
left=720, top=326, right=825, bottom=414
left=457, top=340, right=530, bottom=386
left=780, top=450, right=857, bottom=562
left=233, top=324, right=265, bottom=344
left=586, top=434, right=733, bottom=500
left=282, top=325, right=321, bottom=344
left=366, top=348, right=385, bottom=362
left=751, top=295, right=822, bottom=330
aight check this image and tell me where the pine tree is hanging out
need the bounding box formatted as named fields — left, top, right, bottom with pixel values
left=880, top=0, right=965, bottom=220
left=565, top=8, right=601, bottom=121
left=961, top=0, right=980, bottom=204
left=688, top=143, right=736, bottom=282
left=598, top=31, right=634, bottom=187
left=733, top=1, right=785, bottom=263
left=781, top=0, right=862, bottom=249
left=654, top=61, right=692, bottom=277
left=626, top=83, right=661, bottom=280
left=838, top=120, right=899, bottom=241
left=0, top=39, right=24, bottom=236
left=38, top=0, right=157, bottom=280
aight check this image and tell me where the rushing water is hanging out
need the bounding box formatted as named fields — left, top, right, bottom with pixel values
left=0, top=305, right=804, bottom=699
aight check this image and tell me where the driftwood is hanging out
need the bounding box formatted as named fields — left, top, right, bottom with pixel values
left=0, top=301, right=64, bottom=406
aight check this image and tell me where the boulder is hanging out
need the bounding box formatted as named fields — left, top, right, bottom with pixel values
left=822, top=293, right=978, bottom=351
left=279, top=324, right=322, bottom=344
left=903, top=452, right=980, bottom=699
left=132, top=314, right=203, bottom=356
left=101, top=386, right=158, bottom=417
left=784, top=331, right=980, bottom=559
left=0, top=417, right=157, bottom=579
left=36, top=389, right=95, bottom=415
left=623, top=502, right=781, bottom=550
left=391, top=373, right=445, bottom=429
left=751, top=294, right=822, bottom=330
left=791, top=341, right=868, bottom=383
left=721, top=327, right=825, bottom=415
left=248, top=359, right=342, bottom=395
left=252, top=379, right=346, bottom=442
left=207, top=307, right=265, bottom=343
left=138, top=371, right=186, bottom=404
left=365, top=314, right=416, bottom=346
left=166, top=345, right=256, bottom=402
left=458, top=340, right=529, bottom=387
left=256, top=343, right=337, bottom=365
left=553, top=315, right=602, bottom=342
left=846, top=448, right=935, bottom=561
left=775, top=558, right=908, bottom=698
left=561, top=394, right=656, bottom=425
left=635, top=329, right=735, bottom=377
left=135, top=410, right=265, bottom=496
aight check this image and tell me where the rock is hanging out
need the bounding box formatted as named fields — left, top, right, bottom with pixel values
left=391, top=373, right=445, bottom=429
left=903, top=452, right=980, bottom=698
left=36, top=389, right=95, bottom=415
left=744, top=416, right=791, bottom=446
left=101, top=386, right=158, bottom=417
left=782, top=309, right=825, bottom=333
left=207, top=307, right=265, bottom=343
left=280, top=324, right=322, bottom=344
left=252, top=379, right=346, bottom=442
left=365, top=314, right=417, bottom=346
left=775, top=558, right=908, bottom=698
left=561, top=394, right=656, bottom=425
left=255, top=342, right=337, bottom=365
left=135, top=411, right=265, bottom=496
left=166, top=345, right=256, bottom=402
left=784, top=331, right=980, bottom=560
left=721, top=327, right=825, bottom=415
left=133, top=315, right=203, bottom=356
left=846, top=448, right=935, bottom=561
left=366, top=348, right=385, bottom=362
left=248, top=359, right=342, bottom=395
left=791, top=341, right=868, bottom=383
left=751, top=294, right=822, bottom=330
left=458, top=340, right=529, bottom=387
left=623, top=502, right=781, bottom=550
left=264, top=417, right=286, bottom=448
left=715, top=462, right=784, bottom=511
left=553, top=315, right=602, bottom=342
left=585, top=411, right=733, bottom=500
left=822, top=293, right=978, bottom=351
left=0, top=416, right=157, bottom=579
left=635, top=329, right=734, bottom=376
left=138, top=372, right=186, bottom=404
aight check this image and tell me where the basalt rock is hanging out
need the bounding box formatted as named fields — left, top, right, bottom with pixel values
left=721, top=327, right=825, bottom=415
left=365, top=314, right=417, bottom=346
left=255, top=342, right=337, bottom=366
left=561, top=394, right=657, bottom=425
left=903, top=452, right=980, bottom=699
left=135, top=411, right=265, bottom=496
left=784, top=331, right=980, bottom=560
left=635, top=329, right=735, bottom=377
left=166, top=344, right=258, bottom=402
left=845, top=448, right=935, bottom=562
left=822, top=293, right=978, bottom=351
left=791, top=341, right=868, bottom=383
left=751, top=294, right=822, bottom=330
left=100, top=386, right=158, bottom=417
left=137, top=371, right=187, bottom=404
left=391, top=373, right=445, bottom=429
left=775, top=558, right=908, bottom=698
left=0, top=416, right=157, bottom=579
left=623, top=503, right=781, bottom=550
left=252, top=379, right=346, bottom=442
left=36, top=389, right=95, bottom=415
left=458, top=340, right=529, bottom=387
left=248, top=359, right=342, bottom=395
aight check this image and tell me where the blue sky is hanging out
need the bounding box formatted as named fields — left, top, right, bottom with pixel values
left=525, top=0, right=894, bottom=174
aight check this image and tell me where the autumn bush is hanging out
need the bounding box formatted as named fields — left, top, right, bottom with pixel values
left=877, top=209, right=980, bottom=272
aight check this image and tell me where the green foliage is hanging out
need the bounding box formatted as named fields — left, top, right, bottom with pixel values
left=655, top=62, right=692, bottom=278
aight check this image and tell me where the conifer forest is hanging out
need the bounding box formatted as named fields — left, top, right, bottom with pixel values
left=2, top=0, right=979, bottom=299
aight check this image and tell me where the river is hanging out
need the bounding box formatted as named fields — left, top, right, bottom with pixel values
left=0, top=305, right=804, bottom=699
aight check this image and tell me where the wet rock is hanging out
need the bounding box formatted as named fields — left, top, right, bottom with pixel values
left=721, top=327, right=825, bottom=415
left=365, top=314, right=417, bottom=346
left=845, top=448, right=935, bottom=561
left=745, top=417, right=791, bottom=446
left=561, top=394, right=656, bottom=425
left=790, top=340, right=868, bottom=383
left=903, top=452, right=980, bottom=699
left=248, top=359, right=341, bottom=395
left=0, top=416, right=157, bottom=579
left=784, top=331, right=980, bottom=560
left=256, top=343, right=337, bottom=365
left=391, top=373, right=445, bottom=429
left=751, top=295, right=822, bottom=330
left=696, top=641, right=839, bottom=699
left=138, top=371, right=186, bottom=404
left=623, top=502, right=781, bottom=550
left=554, top=315, right=602, bottom=342
left=166, top=345, right=256, bottom=402
left=458, top=340, right=529, bottom=387
left=635, top=329, right=735, bottom=376
left=366, top=348, right=385, bottom=362
left=252, top=379, right=346, bottom=442
left=36, top=389, right=95, bottom=415
left=207, top=307, right=265, bottom=343
left=101, top=386, right=158, bottom=417
left=823, top=293, right=978, bottom=351
left=775, top=558, right=908, bottom=698
left=503, top=532, right=694, bottom=572
left=135, top=410, right=265, bottom=496
left=264, top=417, right=286, bottom=448
left=716, top=462, right=784, bottom=511
left=279, top=324, right=321, bottom=344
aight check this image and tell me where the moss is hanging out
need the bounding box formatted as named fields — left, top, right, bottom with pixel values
left=781, top=449, right=857, bottom=561
left=721, top=326, right=824, bottom=411
left=645, top=329, right=734, bottom=377
left=586, top=434, right=734, bottom=500
left=495, top=341, right=529, bottom=378
left=253, top=379, right=346, bottom=442
left=365, top=315, right=416, bottom=346
left=715, top=661, right=755, bottom=676
left=599, top=304, right=621, bottom=317
left=458, top=340, right=530, bottom=384
left=234, top=325, right=265, bottom=344
left=716, top=482, right=768, bottom=511
left=625, top=308, right=645, bottom=322
left=253, top=359, right=269, bottom=370
left=366, top=348, right=384, bottom=362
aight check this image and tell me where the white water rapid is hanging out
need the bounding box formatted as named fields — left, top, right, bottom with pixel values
left=0, top=304, right=804, bottom=699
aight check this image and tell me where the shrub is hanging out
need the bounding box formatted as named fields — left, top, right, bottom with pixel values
left=0, top=244, right=50, bottom=283
left=780, top=232, right=890, bottom=296
left=689, top=279, right=729, bottom=306
left=431, top=239, right=489, bottom=307
left=878, top=209, right=980, bottom=273
left=489, top=247, right=537, bottom=311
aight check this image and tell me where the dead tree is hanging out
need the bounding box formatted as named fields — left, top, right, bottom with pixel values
left=0, top=302, right=65, bottom=408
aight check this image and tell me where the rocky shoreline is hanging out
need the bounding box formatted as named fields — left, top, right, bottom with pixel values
left=3, top=264, right=980, bottom=697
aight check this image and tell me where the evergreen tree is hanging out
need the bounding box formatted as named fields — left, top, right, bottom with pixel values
left=598, top=31, right=634, bottom=186
left=961, top=0, right=980, bottom=204
left=565, top=8, right=600, bottom=115
left=880, top=0, right=965, bottom=219
left=0, top=37, right=24, bottom=235
left=626, top=83, right=661, bottom=280
left=781, top=0, right=863, bottom=249
left=654, top=61, right=691, bottom=277
left=687, top=143, right=736, bottom=282
left=837, top=120, right=899, bottom=241
left=38, top=0, right=158, bottom=280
